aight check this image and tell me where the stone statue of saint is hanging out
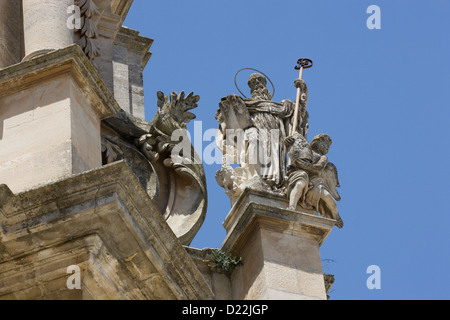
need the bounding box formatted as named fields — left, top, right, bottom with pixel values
left=216, top=71, right=343, bottom=229
left=216, top=73, right=309, bottom=200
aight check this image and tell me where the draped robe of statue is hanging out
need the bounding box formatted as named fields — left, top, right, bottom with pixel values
left=243, top=98, right=294, bottom=187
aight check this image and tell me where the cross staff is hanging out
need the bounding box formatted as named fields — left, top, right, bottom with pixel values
left=288, top=58, right=313, bottom=167
left=291, top=58, right=313, bottom=136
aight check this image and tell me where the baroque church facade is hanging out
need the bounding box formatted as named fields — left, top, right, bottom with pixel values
left=0, top=0, right=338, bottom=300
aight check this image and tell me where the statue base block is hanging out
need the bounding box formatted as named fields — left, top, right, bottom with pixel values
left=222, top=188, right=336, bottom=300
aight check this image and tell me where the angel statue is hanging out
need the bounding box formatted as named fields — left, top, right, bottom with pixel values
left=285, top=133, right=344, bottom=228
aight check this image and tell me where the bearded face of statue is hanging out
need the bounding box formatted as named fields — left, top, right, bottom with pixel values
left=248, top=74, right=272, bottom=101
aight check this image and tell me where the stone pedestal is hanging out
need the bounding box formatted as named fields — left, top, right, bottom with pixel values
left=22, top=0, right=74, bottom=61
left=0, top=45, right=120, bottom=193
left=222, top=189, right=336, bottom=300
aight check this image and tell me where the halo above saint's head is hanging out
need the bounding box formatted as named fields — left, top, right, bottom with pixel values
left=234, top=68, right=275, bottom=99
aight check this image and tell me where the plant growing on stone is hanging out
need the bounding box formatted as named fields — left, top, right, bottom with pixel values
left=208, top=249, right=243, bottom=274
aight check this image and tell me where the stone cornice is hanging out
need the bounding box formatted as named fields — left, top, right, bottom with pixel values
left=223, top=187, right=317, bottom=233
left=114, top=27, right=154, bottom=67
left=112, top=0, right=134, bottom=23
left=222, top=189, right=336, bottom=255
left=0, top=161, right=213, bottom=300
left=0, top=44, right=120, bottom=120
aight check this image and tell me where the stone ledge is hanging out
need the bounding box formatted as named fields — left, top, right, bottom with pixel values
left=223, top=188, right=318, bottom=234
left=0, top=161, right=212, bottom=300
left=114, top=27, right=154, bottom=67
left=112, top=0, right=134, bottom=24
left=222, top=189, right=336, bottom=255
left=0, top=44, right=121, bottom=120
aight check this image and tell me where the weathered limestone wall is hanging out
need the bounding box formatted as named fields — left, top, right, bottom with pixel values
left=94, top=10, right=122, bottom=95
left=0, top=0, right=23, bottom=68
left=112, top=44, right=130, bottom=112
left=0, top=74, right=100, bottom=193
left=230, top=227, right=327, bottom=300
left=112, top=27, right=153, bottom=120
left=70, top=77, right=104, bottom=173
left=0, top=45, right=120, bottom=194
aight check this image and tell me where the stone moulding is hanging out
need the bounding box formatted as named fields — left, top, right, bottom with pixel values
left=222, top=188, right=318, bottom=234
left=114, top=27, right=154, bottom=68
left=0, top=161, right=213, bottom=300
left=222, top=188, right=336, bottom=255
left=75, top=0, right=101, bottom=60
left=0, top=44, right=120, bottom=119
left=111, top=0, right=134, bottom=23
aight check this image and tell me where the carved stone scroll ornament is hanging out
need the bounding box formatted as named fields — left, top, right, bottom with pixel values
left=102, top=91, right=207, bottom=245
left=75, top=0, right=100, bottom=60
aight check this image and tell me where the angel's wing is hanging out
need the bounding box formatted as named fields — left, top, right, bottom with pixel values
left=321, top=162, right=341, bottom=201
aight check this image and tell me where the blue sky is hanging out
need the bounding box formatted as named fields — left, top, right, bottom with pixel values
left=124, top=0, right=450, bottom=300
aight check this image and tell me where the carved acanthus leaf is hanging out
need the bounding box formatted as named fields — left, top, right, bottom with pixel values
left=78, top=37, right=100, bottom=60
left=74, top=0, right=100, bottom=61
left=101, top=135, right=123, bottom=164
left=76, top=0, right=100, bottom=17
left=151, top=91, right=200, bottom=137
left=81, top=18, right=98, bottom=38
